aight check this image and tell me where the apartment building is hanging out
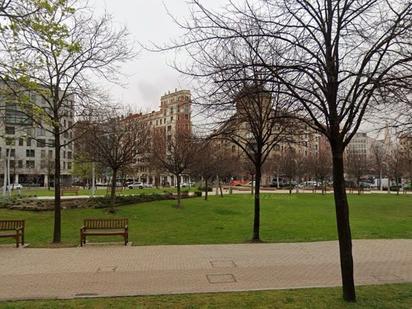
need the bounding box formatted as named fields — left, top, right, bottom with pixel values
left=0, top=92, right=74, bottom=187
left=126, top=89, right=192, bottom=186
left=346, top=132, right=375, bottom=160
left=215, top=86, right=323, bottom=185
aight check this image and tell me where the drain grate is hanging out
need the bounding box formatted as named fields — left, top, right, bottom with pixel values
left=206, top=273, right=237, bottom=284
left=74, top=293, right=99, bottom=297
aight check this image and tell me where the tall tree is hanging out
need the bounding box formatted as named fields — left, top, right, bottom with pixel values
left=151, top=129, right=196, bottom=208
left=80, top=109, right=149, bottom=207
left=167, top=0, right=412, bottom=301
left=213, top=82, right=295, bottom=241
left=2, top=0, right=133, bottom=242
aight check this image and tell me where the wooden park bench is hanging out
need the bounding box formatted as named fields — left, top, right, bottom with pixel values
left=0, top=220, right=25, bottom=248
left=80, top=218, right=128, bottom=246
left=61, top=187, right=80, bottom=196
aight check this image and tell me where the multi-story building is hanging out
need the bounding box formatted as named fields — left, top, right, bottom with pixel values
left=126, top=89, right=192, bottom=186
left=346, top=132, right=375, bottom=160
left=214, top=87, right=323, bottom=185
left=0, top=92, right=74, bottom=187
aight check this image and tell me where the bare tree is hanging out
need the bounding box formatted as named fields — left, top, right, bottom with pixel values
left=1, top=0, right=134, bottom=242
left=345, top=152, right=369, bottom=194
left=387, top=143, right=404, bottom=195
left=213, top=81, right=295, bottom=242
left=151, top=129, right=196, bottom=208
left=370, top=141, right=386, bottom=191
left=191, top=139, right=220, bottom=200
left=81, top=109, right=148, bottom=208
left=279, top=146, right=298, bottom=195
left=165, top=0, right=412, bottom=301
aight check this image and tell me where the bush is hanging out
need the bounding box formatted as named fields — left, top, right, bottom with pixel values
left=198, top=186, right=213, bottom=192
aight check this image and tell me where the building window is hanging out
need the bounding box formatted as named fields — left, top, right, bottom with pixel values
left=26, top=160, right=35, bottom=169
left=67, top=152, right=72, bottom=159
left=41, top=150, right=46, bottom=158
left=26, top=149, right=35, bottom=157
left=5, top=126, right=15, bottom=135
left=37, top=128, right=46, bottom=136
left=27, top=138, right=32, bottom=147
left=18, top=138, right=24, bottom=146
left=48, top=150, right=53, bottom=158
left=5, top=138, right=15, bottom=146
left=37, top=139, right=46, bottom=148
left=67, top=162, right=72, bottom=170
left=6, top=149, right=15, bottom=157
left=40, top=160, right=46, bottom=169
left=18, top=160, right=23, bottom=168
left=48, top=139, right=55, bottom=147
left=63, top=161, right=66, bottom=170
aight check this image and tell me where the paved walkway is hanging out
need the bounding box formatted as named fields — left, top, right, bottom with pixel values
left=0, top=239, right=411, bottom=300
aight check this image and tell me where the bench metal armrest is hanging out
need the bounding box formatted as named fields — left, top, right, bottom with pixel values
left=80, top=226, right=87, bottom=231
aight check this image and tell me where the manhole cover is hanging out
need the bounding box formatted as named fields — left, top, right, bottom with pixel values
left=206, top=273, right=237, bottom=284
left=210, top=260, right=237, bottom=268
left=96, top=266, right=118, bottom=273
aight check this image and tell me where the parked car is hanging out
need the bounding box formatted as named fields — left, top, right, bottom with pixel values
left=7, top=183, right=23, bottom=190
left=230, top=179, right=249, bottom=186
left=359, top=181, right=373, bottom=189
left=403, top=183, right=412, bottom=190
left=175, top=182, right=190, bottom=187
left=3, top=184, right=23, bottom=190
left=128, top=182, right=144, bottom=189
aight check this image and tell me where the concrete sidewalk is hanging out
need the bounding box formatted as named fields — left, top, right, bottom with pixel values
left=0, top=239, right=411, bottom=300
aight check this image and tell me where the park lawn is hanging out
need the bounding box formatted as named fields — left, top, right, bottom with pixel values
left=0, top=194, right=411, bottom=247
left=0, top=283, right=411, bottom=308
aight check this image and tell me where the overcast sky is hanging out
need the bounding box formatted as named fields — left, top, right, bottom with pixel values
left=90, top=0, right=223, bottom=113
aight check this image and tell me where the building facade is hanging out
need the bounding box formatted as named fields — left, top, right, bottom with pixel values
left=126, top=89, right=192, bottom=186
left=0, top=92, right=74, bottom=187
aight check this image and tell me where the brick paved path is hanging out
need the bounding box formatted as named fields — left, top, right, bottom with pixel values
left=0, top=239, right=411, bottom=300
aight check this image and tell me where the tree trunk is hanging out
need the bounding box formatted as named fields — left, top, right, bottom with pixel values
left=204, top=178, right=208, bottom=201
left=53, top=130, right=61, bottom=243
left=110, top=168, right=118, bottom=209
left=332, top=145, right=356, bottom=302
left=379, top=169, right=383, bottom=191
left=219, top=179, right=223, bottom=197
left=176, top=174, right=181, bottom=208
left=252, top=164, right=261, bottom=242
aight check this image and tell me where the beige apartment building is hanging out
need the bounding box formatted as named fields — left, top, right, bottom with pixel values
left=214, top=87, right=323, bottom=186
left=126, top=89, right=192, bottom=186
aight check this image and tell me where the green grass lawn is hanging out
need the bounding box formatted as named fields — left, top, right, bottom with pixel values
left=1, top=284, right=411, bottom=308
left=0, top=194, right=411, bottom=247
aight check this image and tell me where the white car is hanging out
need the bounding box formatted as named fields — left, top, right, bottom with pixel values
left=3, top=184, right=23, bottom=190
left=128, top=182, right=144, bottom=189
left=128, top=182, right=153, bottom=189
